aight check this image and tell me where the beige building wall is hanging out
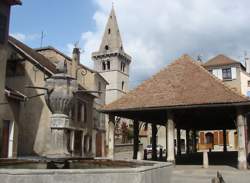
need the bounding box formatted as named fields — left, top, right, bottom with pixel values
left=6, top=53, right=52, bottom=155
left=240, top=71, right=250, bottom=96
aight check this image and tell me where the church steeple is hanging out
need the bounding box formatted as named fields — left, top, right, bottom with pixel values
left=92, top=6, right=131, bottom=105
left=99, top=6, right=124, bottom=52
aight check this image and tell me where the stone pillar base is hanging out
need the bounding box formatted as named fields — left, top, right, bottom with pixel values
left=46, top=114, right=71, bottom=158
left=203, top=151, right=209, bottom=168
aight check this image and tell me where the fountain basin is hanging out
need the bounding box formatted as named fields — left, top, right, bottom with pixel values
left=0, top=159, right=172, bottom=183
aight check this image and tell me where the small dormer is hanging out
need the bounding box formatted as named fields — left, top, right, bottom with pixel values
left=203, top=54, right=240, bottom=81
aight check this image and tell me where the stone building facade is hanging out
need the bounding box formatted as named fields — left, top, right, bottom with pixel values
left=36, top=46, right=108, bottom=157
left=0, top=0, right=21, bottom=158
left=0, top=36, right=100, bottom=158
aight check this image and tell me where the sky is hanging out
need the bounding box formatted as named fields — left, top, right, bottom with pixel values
left=10, top=0, right=250, bottom=89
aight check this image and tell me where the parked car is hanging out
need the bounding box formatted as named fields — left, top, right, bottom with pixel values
left=145, top=144, right=166, bottom=154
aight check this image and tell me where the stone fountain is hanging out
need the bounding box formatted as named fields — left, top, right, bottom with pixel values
left=44, top=61, right=77, bottom=166
left=0, top=60, right=173, bottom=183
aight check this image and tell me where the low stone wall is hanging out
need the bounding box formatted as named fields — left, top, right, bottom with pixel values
left=115, top=143, right=143, bottom=153
left=0, top=160, right=172, bottom=183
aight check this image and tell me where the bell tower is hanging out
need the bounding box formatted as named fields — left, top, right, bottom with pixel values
left=92, top=6, right=131, bottom=104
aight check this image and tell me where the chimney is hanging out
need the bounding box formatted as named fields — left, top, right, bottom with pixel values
left=71, top=47, right=80, bottom=78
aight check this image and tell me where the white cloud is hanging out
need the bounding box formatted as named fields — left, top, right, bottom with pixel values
left=10, top=32, right=40, bottom=42
left=10, top=33, right=26, bottom=41
left=73, top=0, right=250, bottom=88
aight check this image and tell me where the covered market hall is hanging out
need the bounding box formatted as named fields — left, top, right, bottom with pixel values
left=101, top=55, right=250, bottom=170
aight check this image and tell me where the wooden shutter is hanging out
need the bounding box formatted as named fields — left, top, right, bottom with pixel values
left=219, top=131, right=223, bottom=145
left=226, top=131, right=229, bottom=145
left=200, top=132, right=205, bottom=144
left=214, top=131, right=219, bottom=145
left=231, top=67, right=237, bottom=79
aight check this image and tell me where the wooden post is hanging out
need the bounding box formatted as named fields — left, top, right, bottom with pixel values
left=108, top=115, right=115, bottom=159
left=133, top=120, right=139, bottom=160
left=177, top=128, right=181, bottom=156
left=223, top=129, right=227, bottom=152
left=152, top=123, right=157, bottom=161
left=192, top=129, right=197, bottom=153
left=167, top=111, right=175, bottom=163
left=186, top=129, right=190, bottom=154
left=237, top=108, right=247, bottom=170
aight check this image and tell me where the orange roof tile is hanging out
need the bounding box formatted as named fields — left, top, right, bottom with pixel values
left=102, top=55, right=249, bottom=112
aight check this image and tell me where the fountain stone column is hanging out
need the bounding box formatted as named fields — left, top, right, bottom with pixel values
left=44, top=61, right=77, bottom=158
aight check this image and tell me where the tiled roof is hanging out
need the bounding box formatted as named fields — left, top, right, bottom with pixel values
left=102, top=55, right=249, bottom=112
left=203, top=54, right=241, bottom=67
left=8, top=36, right=57, bottom=75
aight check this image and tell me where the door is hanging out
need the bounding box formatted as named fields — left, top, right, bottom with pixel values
left=96, top=132, right=102, bottom=157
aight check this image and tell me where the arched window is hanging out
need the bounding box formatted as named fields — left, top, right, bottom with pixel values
left=105, top=45, right=109, bottom=50
left=108, top=28, right=111, bottom=34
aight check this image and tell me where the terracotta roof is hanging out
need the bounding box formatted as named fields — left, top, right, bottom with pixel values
left=203, top=54, right=241, bottom=67
left=4, top=0, right=22, bottom=5
left=102, top=55, right=249, bottom=112
left=8, top=36, right=57, bottom=75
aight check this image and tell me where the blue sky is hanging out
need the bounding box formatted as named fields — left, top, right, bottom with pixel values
left=9, top=0, right=250, bottom=89
left=10, top=0, right=96, bottom=51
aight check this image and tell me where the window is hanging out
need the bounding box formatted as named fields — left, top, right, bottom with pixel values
left=98, top=82, right=101, bottom=96
left=107, top=61, right=110, bottom=70
left=77, top=101, right=87, bottom=123
left=120, top=62, right=125, bottom=72
left=108, top=28, right=111, bottom=34
left=222, top=68, right=232, bottom=80
left=105, top=45, right=109, bottom=50
left=122, top=81, right=125, bottom=90
left=0, top=13, right=7, bottom=44
left=6, top=60, right=25, bottom=77
left=102, top=62, right=106, bottom=70
left=248, top=81, right=250, bottom=87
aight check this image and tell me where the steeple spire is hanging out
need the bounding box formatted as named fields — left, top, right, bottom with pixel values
left=99, top=6, right=124, bottom=52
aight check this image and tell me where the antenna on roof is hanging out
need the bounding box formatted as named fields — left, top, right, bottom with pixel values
left=40, top=31, right=45, bottom=48
left=74, top=41, right=79, bottom=49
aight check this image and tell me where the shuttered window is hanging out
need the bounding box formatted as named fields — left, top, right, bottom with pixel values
left=219, top=131, right=223, bottom=145
left=214, top=131, right=219, bottom=145
left=200, top=132, right=205, bottom=144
